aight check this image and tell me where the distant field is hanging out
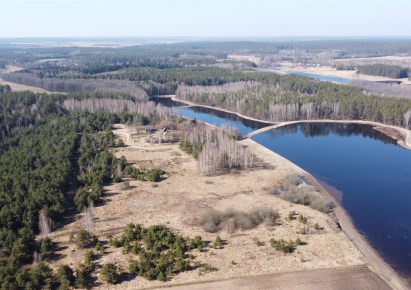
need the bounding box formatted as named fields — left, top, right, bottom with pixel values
left=279, top=62, right=411, bottom=85
left=0, top=78, right=49, bottom=93
left=0, top=65, right=49, bottom=92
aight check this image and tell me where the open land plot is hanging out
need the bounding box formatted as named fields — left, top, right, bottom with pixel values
left=47, top=124, right=379, bottom=289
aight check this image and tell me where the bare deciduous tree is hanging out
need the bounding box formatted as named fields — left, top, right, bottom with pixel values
left=39, top=210, right=52, bottom=238
left=404, top=110, right=411, bottom=128
left=83, top=201, right=94, bottom=232
left=181, top=124, right=255, bottom=175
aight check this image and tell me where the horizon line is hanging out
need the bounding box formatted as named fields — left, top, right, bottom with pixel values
left=1, top=35, right=411, bottom=40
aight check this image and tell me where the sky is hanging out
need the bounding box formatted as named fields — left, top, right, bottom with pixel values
left=1, top=0, right=411, bottom=38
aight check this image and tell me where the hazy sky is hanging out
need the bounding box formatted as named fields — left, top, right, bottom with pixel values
left=1, top=0, right=410, bottom=38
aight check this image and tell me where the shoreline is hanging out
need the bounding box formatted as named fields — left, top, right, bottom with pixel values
left=273, top=63, right=411, bottom=85
left=242, top=138, right=410, bottom=290
left=158, top=96, right=410, bottom=289
left=247, top=119, right=411, bottom=150
left=160, top=95, right=411, bottom=151
left=166, top=95, right=275, bottom=125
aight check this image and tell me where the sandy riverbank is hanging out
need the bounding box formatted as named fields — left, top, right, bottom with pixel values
left=48, top=123, right=384, bottom=289
left=167, top=95, right=411, bottom=150
left=242, top=138, right=409, bottom=290
left=161, top=97, right=410, bottom=288
left=168, top=95, right=275, bottom=125
left=278, top=62, right=411, bottom=85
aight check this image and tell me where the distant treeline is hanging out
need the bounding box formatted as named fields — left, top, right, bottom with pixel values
left=4, top=65, right=411, bottom=128
left=0, top=72, right=148, bottom=99
left=176, top=77, right=411, bottom=128
left=356, top=64, right=409, bottom=79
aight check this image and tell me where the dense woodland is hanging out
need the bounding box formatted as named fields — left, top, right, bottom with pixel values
left=356, top=64, right=409, bottom=79
left=2, top=40, right=411, bottom=127
left=1, top=40, right=411, bottom=288
left=176, top=78, right=411, bottom=128
left=0, top=91, right=171, bottom=289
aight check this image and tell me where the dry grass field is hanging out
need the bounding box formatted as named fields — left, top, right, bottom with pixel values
left=48, top=124, right=368, bottom=289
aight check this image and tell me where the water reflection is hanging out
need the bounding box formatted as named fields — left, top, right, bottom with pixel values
left=151, top=96, right=269, bottom=135
left=149, top=96, right=186, bottom=107
left=269, top=123, right=398, bottom=145
left=187, top=106, right=269, bottom=130
left=254, top=123, right=411, bottom=282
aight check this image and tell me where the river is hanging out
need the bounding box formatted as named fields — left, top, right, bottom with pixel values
left=152, top=97, right=411, bottom=285
left=268, top=67, right=351, bottom=84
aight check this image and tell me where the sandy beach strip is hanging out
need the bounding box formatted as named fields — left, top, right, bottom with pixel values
left=241, top=138, right=409, bottom=290
left=169, top=95, right=411, bottom=151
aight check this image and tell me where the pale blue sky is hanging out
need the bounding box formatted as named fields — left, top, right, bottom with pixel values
left=1, top=0, right=410, bottom=37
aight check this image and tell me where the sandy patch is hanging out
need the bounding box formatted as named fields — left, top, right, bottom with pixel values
left=0, top=65, right=50, bottom=93
left=279, top=62, right=411, bottom=85
left=0, top=79, right=50, bottom=93
left=227, top=54, right=262, bottom=65
left=48, top=124, right=365, bottom=289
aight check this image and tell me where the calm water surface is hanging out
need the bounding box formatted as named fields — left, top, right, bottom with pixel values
left=283, top=70, right=351, bottom=84
left=253, top=123, right=411, bottom=283
left=153, top=96, right=411, bottom=284
left=151, top=97, right=268, bottom=135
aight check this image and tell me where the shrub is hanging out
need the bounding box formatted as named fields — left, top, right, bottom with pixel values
left=270, top=238, right=305, bottom=253
left=100, top=263, right=120, bottom=284
left=295, top=238, right=303, bottom=246
left=108, top=223, right=204, bottom=282
left=146, top=168, right=162, bottom=182
left=287, top=210, right=296, bottom=221
left=75, top=230, right=98, bottom=248
left=117, top=139, right=125, bottom=147
left=252, top=237, right=264, bottom=246
left=75, top=263, right=93, bottom=288
left=128, top=260, right=139, bottom=275
left=124, top=166, right=163, bottom=182
left=95, top=241, right=104, bottom=253
left=276, top=175, right=335, bottom=213
left=39, top=237, right=53, bottom=259
left=84, top=251, right=95, bottom=267
left=213, top=236, right=223, bottom=249
left=56, top=265, right=74, bottom=290
left=16, top=262, right=54, bottom=290
left=198, top=263, right=215, bottom=276
left=298, top=215, right=307, bottom=224
left=199, top=207, right=279, bottom=233
left=269, top=239, right=294, bottom=253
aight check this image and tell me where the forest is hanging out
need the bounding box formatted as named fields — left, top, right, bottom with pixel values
left=0, top=90, right=171, bottom=289
left=176, top=78, right=411, bottom=128
left=356, top=64, right=409, bottom=79
left=1, top=39, right=411, bottom=288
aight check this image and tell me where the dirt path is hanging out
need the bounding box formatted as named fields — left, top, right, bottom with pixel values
left=157, top=265, right=390, bottom=290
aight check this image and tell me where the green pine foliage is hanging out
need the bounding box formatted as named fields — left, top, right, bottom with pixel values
left=100, top=263, right=121, bottom=284
left=123, top=166, right=164, bottom=182
left=110, top=223, right=206, bottom=282
left=357, top=64, right=409, bottom=79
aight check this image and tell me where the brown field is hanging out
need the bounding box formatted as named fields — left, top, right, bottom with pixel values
left=0, top=79, right=50, bottom=93
left=0, top=65, right=50, bottom=93
left=279, top=62, right=411, bottom=85
left=46, top=124, right=390, bottom=289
